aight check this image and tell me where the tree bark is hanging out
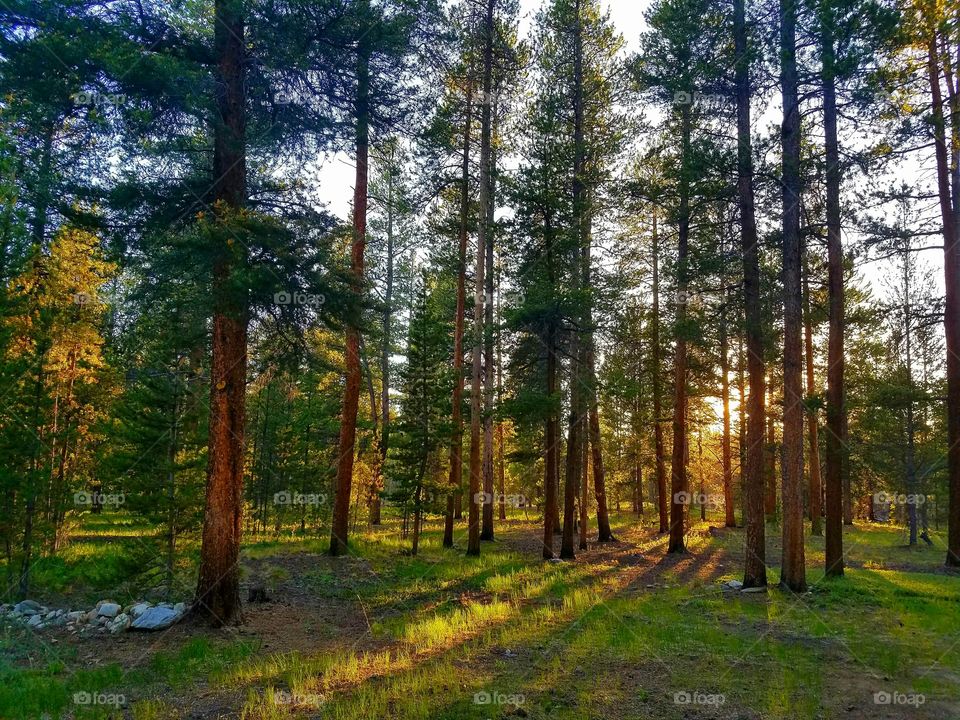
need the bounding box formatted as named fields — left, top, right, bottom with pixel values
left=651, top=210, right=669, bottom=534
left=543, top=256, right=559, bottom=558
left=903, top=246, right=918, bottom=545
left=370, top=152, right=397, bottom=527
left=467, top=0, right=495, bottom=557
left=765, top=381, right=777, bottom=518
left=821, top=7, right=845, bottom=576
left=444, top=83, right=472, bottom=548
left=922, top=18, right=960, bottom=566
left=329, top=35, right=370, bottom=558
left=779, top=0, right=807, bottom=592
left=736, top=0, right=767, bottom=587
left=481, top=105, right=498, bottom=542
left=803, top=249, right=823, bottom=536
left=721, top=299, right=736, bottom=527
left=579, top=428, right=589, bottom=550
left=496, top=277, right=507, bottom=522
left=194, top=0, right=248, bottom=623
left=667, top=103, right=692, bottom=555
left=587, top=255, right=613, bottom=541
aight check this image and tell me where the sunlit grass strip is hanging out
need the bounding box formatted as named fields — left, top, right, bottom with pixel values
left=401, top=600, right=513, bottom=653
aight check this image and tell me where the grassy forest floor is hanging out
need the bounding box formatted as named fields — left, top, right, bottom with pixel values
left=2, top=512, right=959, bottom=720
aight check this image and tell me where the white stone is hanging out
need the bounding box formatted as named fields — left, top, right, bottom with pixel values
left=97, top=602, right=121, bottom=619
left=130, top=606, right=180, bottom=631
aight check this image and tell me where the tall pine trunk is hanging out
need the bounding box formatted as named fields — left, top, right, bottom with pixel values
left=330, top=37, right=370, bottom=557
left=586, top=241, right=613, bottom=541
left=195, top=0, right=248, bottom=622
left=803, top=250, right=823, bottom=536
left=481, top=109, right=498, bottom=542
left=370, top=156, right=397, bottom=526
left=444, top=84, right=472, bottom=548
left=765, top=381, right=777, bottom=517
left=821, top=8, right=845, bottom=577
left=736, top=0, right=767, bottom=587
left=579, top=431, right=589, bottom=550
left=779, top=0, right=807, bottom=592
left=721, top=299, right=736, bottom=527
left=543, top=222, right=559, bottom=559
left=667, top=104, right=692, bottom=555
left=922, top=10, right=960, bottom=567
left=651, top=210, right=669, bottom=534
left=468, top=0, right=495, bottom=557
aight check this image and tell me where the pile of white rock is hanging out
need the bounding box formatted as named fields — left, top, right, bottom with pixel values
left=0, top=598, right=188, bottom=634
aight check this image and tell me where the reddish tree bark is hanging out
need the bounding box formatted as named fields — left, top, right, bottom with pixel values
left=330, top=41, right=370, bottom=557
left=195, top=0, right=247, bottom=623
left=444, top=83, right=472, bottom=549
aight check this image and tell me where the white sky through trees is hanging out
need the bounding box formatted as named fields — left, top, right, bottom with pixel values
left=314, top=0, right=945, bottom=387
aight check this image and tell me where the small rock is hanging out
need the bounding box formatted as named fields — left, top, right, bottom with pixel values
left=131, top=605, right=181, bottom=631
left=724, top=580, right=744, bottom=590
left=66, top=611, right=85, bottom=622
left=97, top=602, right=121, bottom=619
left=13, top=600, right=41, bottom=616
left=27, top=615, right=43, bottom=628
left=108, top=613, right=131, bottom=634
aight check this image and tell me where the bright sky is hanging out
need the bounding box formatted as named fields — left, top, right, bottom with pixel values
left=314, top=0, right=941, bottom=316
left=316, top=0, right=650, bottom=219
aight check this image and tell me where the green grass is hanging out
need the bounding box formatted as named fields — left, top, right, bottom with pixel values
left=2, top=512, right=959, bottom=719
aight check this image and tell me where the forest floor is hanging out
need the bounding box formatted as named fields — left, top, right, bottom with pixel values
left=2, top=511, right=960, bottom=720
